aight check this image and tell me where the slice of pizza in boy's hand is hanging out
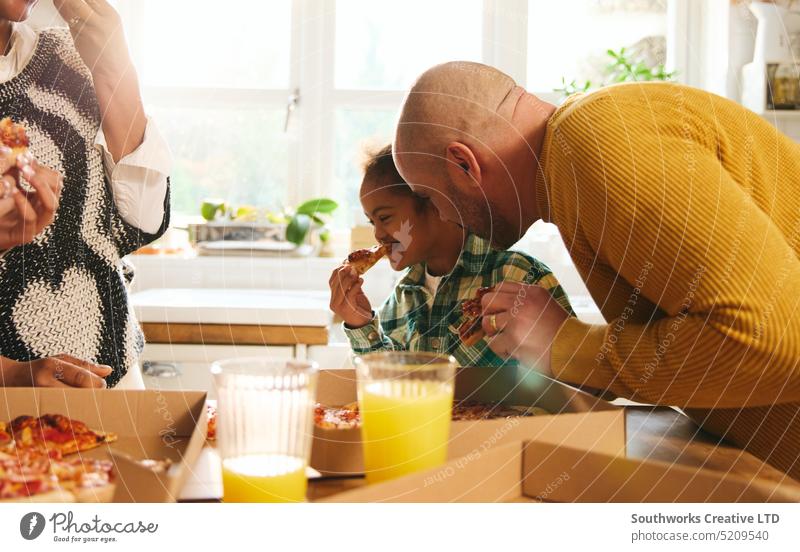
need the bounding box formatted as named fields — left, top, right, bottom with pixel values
left=0, top=117, right=30, bottom=166
left=458, top=285, right=496, bottom=347
left=345, top=243, right=391, bottom=275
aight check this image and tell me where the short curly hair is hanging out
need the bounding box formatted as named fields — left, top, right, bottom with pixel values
left=360, top=144, right=427, bottom=210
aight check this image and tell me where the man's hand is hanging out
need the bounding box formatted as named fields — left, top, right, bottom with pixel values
left=481, top=282, right=571, bottom=377
left=1, top=354, right=112, bottom=388
left=0, top=153, right=62, bottom=250
left=329, top=265, right=373, bottom=329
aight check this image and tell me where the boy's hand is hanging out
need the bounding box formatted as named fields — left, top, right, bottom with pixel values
left=2, top=354, right=112, bottom=388
left=329, top=265, right=373, bottom=328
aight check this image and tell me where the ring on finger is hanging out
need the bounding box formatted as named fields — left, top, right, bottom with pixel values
left=67, top=15, right=82, bottom=27
left=489, top=313, right=498, bottom=333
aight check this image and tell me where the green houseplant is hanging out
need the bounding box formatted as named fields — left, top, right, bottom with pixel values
left=555, top=46, right=676, bottom=98
left=195, top=197, right=338, bottom=251
left=285, top=198, right=338, bottom=246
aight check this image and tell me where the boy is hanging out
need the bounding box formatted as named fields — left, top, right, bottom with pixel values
left=329, top=145, right=572, bottom=366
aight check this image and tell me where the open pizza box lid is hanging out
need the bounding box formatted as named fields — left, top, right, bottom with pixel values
left=311, top=366, right=625, bottom=477
left=1, top=388, right=207, bottom=503
left=321, top=439, right=800, bottom=503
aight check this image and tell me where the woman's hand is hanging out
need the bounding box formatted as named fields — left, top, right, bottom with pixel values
left=0, top=153, right=62, bottom=250
left=1, top=354, right=112, bottom=388
left=54, top=0, right=147, bottom=162
left=54, top=0, right=132, bottom=80
left=329, top=265, right=373, bottom=329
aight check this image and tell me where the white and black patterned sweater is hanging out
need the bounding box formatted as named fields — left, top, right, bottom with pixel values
left=0, top=28, right=169, bottom=387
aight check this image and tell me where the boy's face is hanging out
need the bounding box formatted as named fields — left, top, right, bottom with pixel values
left=360, top=184, right=431, bottom=271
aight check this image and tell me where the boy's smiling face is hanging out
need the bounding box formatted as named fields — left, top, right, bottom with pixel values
left=360, top=183, right=433, bottom=271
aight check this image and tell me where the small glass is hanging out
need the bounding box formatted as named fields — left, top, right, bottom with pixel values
left=354, top=351, right=457, bottom=484
left=211, top=357, right=318, bottom=502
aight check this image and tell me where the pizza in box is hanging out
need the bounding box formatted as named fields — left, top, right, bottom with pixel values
left=0, top=414, right=170, bottom=503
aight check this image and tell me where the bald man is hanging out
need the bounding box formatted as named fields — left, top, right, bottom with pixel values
left=393, top=61, right=800, bottom=481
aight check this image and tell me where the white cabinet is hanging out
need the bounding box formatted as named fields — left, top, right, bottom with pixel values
left=140, top=344, right=294, bottom=399
left=307, top=343, right=355, bottom=370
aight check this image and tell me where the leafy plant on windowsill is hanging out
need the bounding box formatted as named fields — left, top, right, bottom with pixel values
left=285, top=198, right=339, bottom=246
left=555, top=47, right=677, bottom=98
left=200, top=200, right=288, bottom=224
left=198, top=197, right=338, bottom=246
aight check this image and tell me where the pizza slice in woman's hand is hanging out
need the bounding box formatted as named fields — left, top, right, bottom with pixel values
left=0, top=117, right=29, bottom=166
left=345, top=243, right=391, bottom=275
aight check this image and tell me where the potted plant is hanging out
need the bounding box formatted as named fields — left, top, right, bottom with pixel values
left=285, top=198, right=338, bottom=252
left=555, top=46, right=676, bottom=98
left=189, top=197, right=338, bottom=257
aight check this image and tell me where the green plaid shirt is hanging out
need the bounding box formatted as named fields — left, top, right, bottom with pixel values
left=344, top=233, right=574, bottom=367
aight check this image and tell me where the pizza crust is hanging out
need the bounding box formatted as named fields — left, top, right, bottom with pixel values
left=345, top=244, right=390, bottom=275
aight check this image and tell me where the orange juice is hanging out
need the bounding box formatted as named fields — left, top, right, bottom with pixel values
left=222, top=454, right=307, bottom=502
left=359, top=379, right=453, bottom=484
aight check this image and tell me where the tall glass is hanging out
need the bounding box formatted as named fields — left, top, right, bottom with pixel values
left=354, top=351, right=457, bottom=484
left=211, top=357, right=318, bottom=502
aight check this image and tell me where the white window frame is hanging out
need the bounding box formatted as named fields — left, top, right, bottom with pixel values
left=117, top=0, right=690, bottom=221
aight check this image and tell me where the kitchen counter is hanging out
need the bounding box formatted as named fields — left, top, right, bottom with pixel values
left=131, top=288, right=331, bottom=346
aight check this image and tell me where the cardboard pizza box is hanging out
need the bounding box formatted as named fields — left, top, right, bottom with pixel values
left=1, top=388, right=207, bottom=503
left=321, top=439, right=800, bottom=503
left=311, top=366, right=625, bottom=476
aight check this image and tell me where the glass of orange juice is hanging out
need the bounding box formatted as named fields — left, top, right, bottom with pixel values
left=354, top=351, right=457, bottom=484
left=211, top=357, right=318, bottom=502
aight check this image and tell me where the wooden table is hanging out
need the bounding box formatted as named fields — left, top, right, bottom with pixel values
left=183, top=406, right=800, bottom=502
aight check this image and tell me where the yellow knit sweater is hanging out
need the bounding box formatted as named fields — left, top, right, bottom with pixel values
left=538, top=82, right=800, bottom=481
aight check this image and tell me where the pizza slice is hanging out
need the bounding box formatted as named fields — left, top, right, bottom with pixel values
left=345, top=243, right=390, bottom=275
left=0, top=449, right=61, bottom=501
left=206, top=401, right=217, bottom=441
left=457, top=285, right=495, bottom=347
left=451, top=402, right=549, bottom=421
left=0, top=421, right=12, bottom=452
left=50, top=456, right=115, bottom=501
left=0, top=117, right=30, bottom=165
left=314, top=402, right=360, bottom=430
left=10, top=414, right=118, bottom=457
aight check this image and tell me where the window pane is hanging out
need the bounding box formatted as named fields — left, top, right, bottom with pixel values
left=335, top=0, right=483, bottom=90
left=150, top=106, right=289, bottom=216
left=333, top=109, right=398, bottom=225
left=527, top=0, right=668, bottom=92
left=132, top=0, right=291, bottom=88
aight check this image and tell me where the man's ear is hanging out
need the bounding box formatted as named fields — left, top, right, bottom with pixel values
left=445, top=142, right=482, bottom=189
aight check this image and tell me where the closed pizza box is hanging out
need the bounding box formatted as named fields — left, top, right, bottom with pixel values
left=311, top=366, right=625, bottom=477
left=1, top=388, right=207, bottom=503
left=321, top=439, right=800, bottom=503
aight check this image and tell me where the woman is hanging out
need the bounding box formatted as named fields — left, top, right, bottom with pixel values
left=0, top=0, right=170, bottom=388
left=329, top=144, right=572, bottom=366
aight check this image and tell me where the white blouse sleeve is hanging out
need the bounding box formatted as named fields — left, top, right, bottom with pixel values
left=95, top=116, right=172, bottom=234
